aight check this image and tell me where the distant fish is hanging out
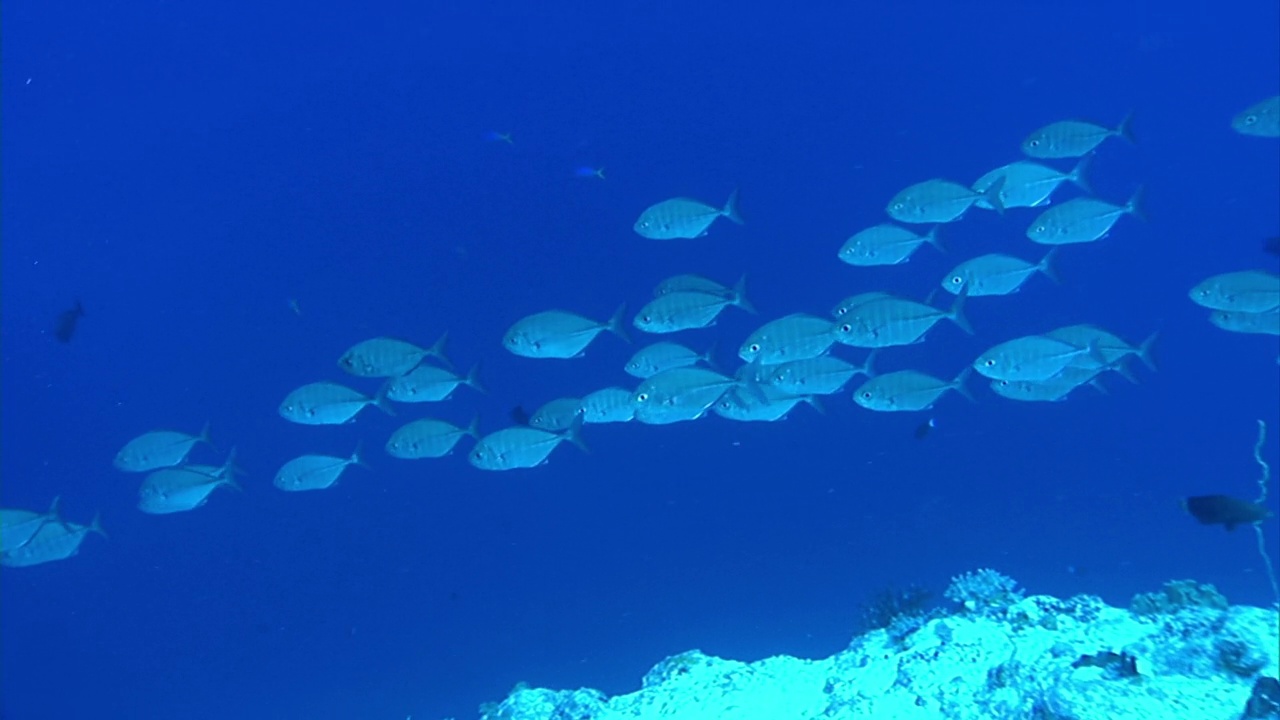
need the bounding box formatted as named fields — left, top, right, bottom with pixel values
left=574, top=166, right=606, bottom=179
left=486, top=131, right=515, bottom=145
left=1021, top=115, right=1134, bottom=158
left=634, top=190, right=744, bottom=240
left=503, top=306, right=629, bottom=359
left=55, top=300, right=85, bottom=343
left=509, top=405, right=530, bottom=425
left=1183, top=494, right=1273, bottom=530
left=914, top=418, right=936, bottom=440
left=114, top=423, right=213, bottom=472
left=1266, top=237, right=1280, bottom=257
left=1231, top=96, right=1280, bottom=138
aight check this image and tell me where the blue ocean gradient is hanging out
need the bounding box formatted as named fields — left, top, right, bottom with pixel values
left=2, top=2, right=1278, bottom=718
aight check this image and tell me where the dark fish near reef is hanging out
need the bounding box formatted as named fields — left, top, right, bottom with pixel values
left=55, top=300, right=85, bottom=343
left=1183, top=494, right=1273, bottom=530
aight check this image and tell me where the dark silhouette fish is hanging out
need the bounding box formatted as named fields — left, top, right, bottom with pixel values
left=1183, top=494, right=1273, bottom=530
left=55, top=300, right=85, bottom=343
left=509, top=405, right=530, bottom=425
left=1265, top=236, right=1280, bottom=257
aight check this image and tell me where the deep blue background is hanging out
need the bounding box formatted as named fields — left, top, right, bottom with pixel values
left=3, top=2, right=1278, bottom=718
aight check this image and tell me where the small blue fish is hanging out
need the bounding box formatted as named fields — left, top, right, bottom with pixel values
left=574, top=166, right=606, bottom=179
left=485, top=131, right=514, bottom=145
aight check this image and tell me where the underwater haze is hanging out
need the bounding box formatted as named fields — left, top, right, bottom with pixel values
left=2, top=1, right=1278, bottom=719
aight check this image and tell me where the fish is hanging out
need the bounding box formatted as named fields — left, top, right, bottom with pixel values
left=766, top=353, right=875, bottom=396
left=574, top=167, right=606, bottom=179
left=886, top=178, right=1004, bottom=224
left=510, top=405, right=530, bottom=425
left=1026, top=187, right=1145, bottom=245
left=1043, top=325, right=1158, bottom=373
left=1183, top=494, right=1273, bottom=530
left=55, top=300, right=85, bottom=343
left=580, top=387, right=636, bottom=424
left=941, top=249, right=1059, bottom=297
left=1265, top=237, right=1280, bottom=257
left=632, top=367, right=744, bottom=425
left=738, top=314, right=839, bottom=364
left=974, top=335, right=1103, bottom=382
left=138, top=452, right=241, bottom=514
left=274, top=445, right=367, bottom=491
left=386, top=416, right=481, bottom=459
left=1, top=512, right=106, bottom=567
left=383, top=364, right=484, bottom=403
left=634, top=283, right=754, bottom=334
left=504, top=305, right=629, bottom=359
left=634, top=190, right=744, bottom=240
left=988, top=365, right=1108, bottom=402
left=114, top=423, right=213, bottom=472
left=914, top=418, right=936, bottom=439
left=831, top=292, right=893, bottom=319
left=529, top=397, right=585, bottom=431
left=485, top=131, right=514, bottom=145
left=838, top=224, right=943, bottom=266
left=625, top=342, right=717, bottom=379
left=654, top=274, right=753, bottom=304
left=1021, top=115, right=1134, bottom=158
left=852, top=368, right=973, bottom=412
left=833, top=291, right=972, bottom=348
left=279, top=382, right=393, bottom=425
left=339, top=334, right=452, bottom=377
left=712, top=385, right=821, bottom=422
left=1189, top=270, right=1280, bottom=313
left=468, top=417, right=587, bottom=471
left=1231, top=95, right=1280, bottom=137
left=1209, top=308, right=1280, bottom=336
left=971, top=157, right=1092, bottom=210
left=1, top=497, right=63, bottom=552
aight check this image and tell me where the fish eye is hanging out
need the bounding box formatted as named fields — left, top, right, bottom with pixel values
left=861, top=392, right=872, bottom=399
left=635, top=392, right=649, bottom=403
left=749, top=343, right=761, bottom=353
left=984, top=359, right=996, bottom=367
left=840, top=323, right=852, bottom=333
left=950, top=276, right=963, bottom=285
left=1028, top=139, right=1040, bottom=147
left=1244, top=114, right=1258, bottom=125
left=1034, top=226, right=1046, bottom=234
left=834, top=308, right=846, bottom=316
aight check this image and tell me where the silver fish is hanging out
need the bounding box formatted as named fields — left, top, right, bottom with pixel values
left=114, top=423, right=212, bottom=472
left=852, top=369, right=973, bottom=412
left=1189, top=270, right=1280, bottom=313
left=632, top=367, right=742, bottom=425
left=767, top=353, right=875, bottom=396
left=655, top=274, right=751, bottom=302
left=1026, top=188, right=1144, bottom=245
left=529, top=397, right=584, bottom=431
left=833, top=292, right=972, bottom=348
left=279, top=382, right=393, bottom=425
left=384, top=364, right=484, bottom=403
left=634, top=190, right=744, bottom=240
left=386, top=416, right=480, bottom=459
left=1, top=497, right=62, bottom=553
left=886, top=178, right=1005, bottom=224
left=1232, top=95, right=1280, bottom=138
left=2, top=512, right=105, bottom=567
left=712, top=385, right=820, bottom=422
left=739, top=314, right=839, bottom=364
left=838, top=224, right=942, bottom=266
left=989, top=366, right=1107, bottom=402
left=338, top=334, right=451, bottom=377
left=974, top=335, right=1100, bottom=382
left=625, top=342, right=716, bottom=379
left=469, top=418, right=587, bottom=471
left=831, top=292, right=893, bottom=319
left=971, top=157, right=1092, bottom=210
left=941, top=250, right=1059, bottom=297
left=1021, top=115, right=1134, bottom=158
left=138, top=452, right=241, bottom=514
left=1043, top=325, right=1158, bottom=373
left=274, top=445, right=366, bottom=492
left=1210, top=309, right=1280, bottom=336
left=581, top=387, right=636, bottom=424
left=634, top=280, right=754, bottom=334
left=504, top=306, right=629, bottom=359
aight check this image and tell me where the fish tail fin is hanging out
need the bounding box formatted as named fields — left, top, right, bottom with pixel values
left=982, top=176, right=1007, bottom=215
left=87, top=511, right=109, bottom=540
left=1124, top=185, right=1147, bottom=222
left=947, top=287, right=974, bottom=335
left=350, top=440, right=369, bottom=469
left=802, top=395, right=826, bottom=415
left=198, top=421, right=215, bottom=450
left=1038, top=247, right=1062, bottom=284
left=427, top=332, right=454, bottom=370
left=701, top=341, right=721, bottom=372
left=464, top=362, right=487, bottom=394
left=465, top=414, right=482, bottom=440
left=1136, top=331, right=1160, bottom=372
left=722, top=188, right=744, bottom=225
left=220, top=447, right=246, bottom=491
left=730, top=274, right=758, bottom=314
left=1068, top=154, right=1095, bottom=195
left=561, top=414, right=590, bottom=454
left=858, top=349, right=879, bottom=379
left=371, top=383, right=398, bottom=417
left=595, top=167, right=606, bottom=179
left=47, top=495, right=63, bottom=519
left=606, top=303, right=631, bottom=344
left=1115, top=112, right=1136, bottom=144
left=924, top=225, right=946, bottom=253
left=951, top=366, right=977, bottom=403
left=1087, top=377, right=1110, bottom=395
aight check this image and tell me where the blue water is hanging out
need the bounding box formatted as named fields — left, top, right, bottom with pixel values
left=2, top=2, right=1278, bottom=718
